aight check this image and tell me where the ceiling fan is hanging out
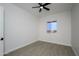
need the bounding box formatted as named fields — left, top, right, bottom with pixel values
left=32, top=3, right=51, bottom=12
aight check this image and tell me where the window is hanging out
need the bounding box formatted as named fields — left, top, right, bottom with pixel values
left=47, top=21, right=57, bottom=33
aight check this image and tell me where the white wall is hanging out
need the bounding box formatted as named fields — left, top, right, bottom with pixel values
left=71, top=4, right=79, bottom=55
left=38, top=11, right=71, bottom=46
left=0, top=4, right=38, bottom=54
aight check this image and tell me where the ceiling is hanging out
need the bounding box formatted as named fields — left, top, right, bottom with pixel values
left=14, top=3, right=72, bottom=18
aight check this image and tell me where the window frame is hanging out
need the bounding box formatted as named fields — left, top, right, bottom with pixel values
left=47, top=21, right=57, bottom=33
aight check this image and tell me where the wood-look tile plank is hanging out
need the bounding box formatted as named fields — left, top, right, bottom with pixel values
left=5, top=41, right=75, bottom=56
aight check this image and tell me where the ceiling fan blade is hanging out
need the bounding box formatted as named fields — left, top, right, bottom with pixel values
left=43, top=7, right=50, bottom=11
left=38, top=3, right=42, bottom=6
left=32, top=6, right=40, bottom=8
left=39, top=8, right=42, bottom=12
left=43, top=3, right=51, bottom=6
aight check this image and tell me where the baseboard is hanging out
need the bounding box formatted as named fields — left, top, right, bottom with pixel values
left=39, top=40, right=71, bottom=47
left=4, top=40, right=38, bottom=55
left=72, top=47, right=79, bottom=56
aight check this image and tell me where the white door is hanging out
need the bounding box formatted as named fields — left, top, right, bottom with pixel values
left=0, top=6, right=4, bottom=56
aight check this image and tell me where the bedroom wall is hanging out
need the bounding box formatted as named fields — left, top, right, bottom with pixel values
left=0, top=3, right=38, bottom=54
left=71, top=4, right=79, bottom=55
left=38, top=11, right=71, bottom=46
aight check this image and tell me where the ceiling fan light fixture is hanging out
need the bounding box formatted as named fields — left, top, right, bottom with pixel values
left=40, top=6, right=43, bottom=9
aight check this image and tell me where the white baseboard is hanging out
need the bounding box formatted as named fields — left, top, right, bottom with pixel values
left=39, top=40, right=71, bottom=47
left=72, top=47, right=79, bottom=56
left=4, top=40, right=38, bottom=54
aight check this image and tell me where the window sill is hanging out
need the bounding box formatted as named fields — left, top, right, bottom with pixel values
left=47, top=30, right=57, bottom=33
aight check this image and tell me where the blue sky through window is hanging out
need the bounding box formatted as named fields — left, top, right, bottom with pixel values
left=48, top=22, right=57, bottom=31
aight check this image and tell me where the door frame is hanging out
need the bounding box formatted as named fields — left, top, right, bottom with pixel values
left=0, top=6, right=5, bottom=56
